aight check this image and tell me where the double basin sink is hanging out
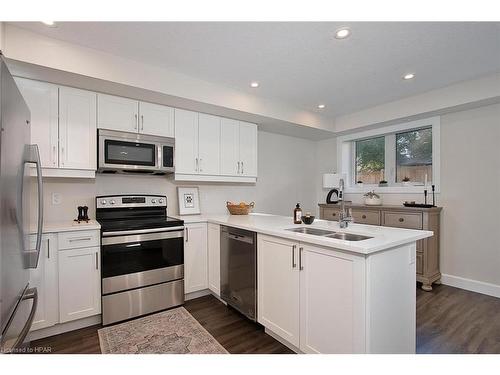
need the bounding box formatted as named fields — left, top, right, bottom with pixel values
left=285, top=227, right=372, bottom=241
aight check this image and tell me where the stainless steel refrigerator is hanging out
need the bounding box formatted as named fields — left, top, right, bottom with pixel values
left=0, top=54, right=43, bottom=353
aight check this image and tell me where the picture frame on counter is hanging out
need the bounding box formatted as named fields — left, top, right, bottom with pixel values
left=177, top=186, right=201, bottom=215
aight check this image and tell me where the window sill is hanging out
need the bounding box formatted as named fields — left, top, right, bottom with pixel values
left=345, top=186, right=439, bottom=194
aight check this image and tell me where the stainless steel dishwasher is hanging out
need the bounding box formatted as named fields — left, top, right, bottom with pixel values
left=220, top=225, right=257, bottom=321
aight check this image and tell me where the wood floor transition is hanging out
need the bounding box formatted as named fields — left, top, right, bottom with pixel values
left=28, top=284, right=500, bottom=354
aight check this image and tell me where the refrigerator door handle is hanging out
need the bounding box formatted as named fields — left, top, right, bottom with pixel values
left=11, top=287, right=38, bottom=351
left=24, top=144, right=44, bottom=268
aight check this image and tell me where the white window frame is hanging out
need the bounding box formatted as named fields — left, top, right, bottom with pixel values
left=337, top=116, right=440, bottom=194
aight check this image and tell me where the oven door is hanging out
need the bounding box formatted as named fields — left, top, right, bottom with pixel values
left=101, top=228, right=184, bottom=295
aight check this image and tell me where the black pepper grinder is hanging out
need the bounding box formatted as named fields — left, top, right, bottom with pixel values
left=82, top=206, right=89, bottom=221
left=77, top=206, right=85, bottom=222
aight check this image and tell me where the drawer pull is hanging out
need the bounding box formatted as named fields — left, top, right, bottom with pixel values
left=362, top=215, right=367, bottom=219
left=332, top=213, right=336, bottom=216
left=69, top=237, right=92, bottom=242
left=399, top=218, right=404, bottom=222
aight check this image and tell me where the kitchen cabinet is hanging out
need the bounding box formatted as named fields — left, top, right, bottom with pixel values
left=15, top=78, right=59, bottom=169
left=174, top=109, right=220, bottom=176
left=59, top=87, right=97, bottom=170
left=184, top=223, right=208, bottom=294
left=220, top=119, right=258, bottom=177
left=58, top=245, right=101, bottom=323
left=207, top=223, right=221, bottom=296
left=97, top=93, right=174, bottom=137
left=257, top=235, right=300, bottom=347
left=28, top=234, right=58, bottom=331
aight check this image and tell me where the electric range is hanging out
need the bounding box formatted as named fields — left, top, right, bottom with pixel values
left=96, top=194, right=184, bottom=325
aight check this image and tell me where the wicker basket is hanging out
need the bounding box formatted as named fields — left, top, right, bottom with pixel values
left=226, top=201, right=255, bottom=215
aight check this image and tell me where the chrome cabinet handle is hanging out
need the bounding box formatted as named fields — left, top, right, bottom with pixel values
left=141, top=115, right=144, bottom=131
left=299, top=247, right=304, bottom=270
left=52, top=145, right=57, bottom=166
left=60, top=146, right=65, bottom=166
left=292, top=245, right=297, bottom=268
left=69, top=237, right=92, bottom=242
left=241, top=161, right=244, bottom=174
left=237, top=161, right=240, bottom=174
left=134, top=114, right=138, bottom=130
left=195, top=158, right=199, bottom=172
left=95, top=252, right=99, bottom=270
left=185, top=227, right=189, bottom=242
left=47, top=238, right=50, bottom=259
left=199, top=158, right=202, bottom=172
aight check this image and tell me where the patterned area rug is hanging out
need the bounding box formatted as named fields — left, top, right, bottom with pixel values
left=98, top=307, right=228, bottom=354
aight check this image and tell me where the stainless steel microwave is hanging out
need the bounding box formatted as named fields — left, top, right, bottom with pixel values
left=98, top=129, right=174, bottom=175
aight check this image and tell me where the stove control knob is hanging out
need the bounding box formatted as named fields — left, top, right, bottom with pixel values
left=110, top=199, right=116, bottom=205
left=151, top=199, right=157, bottom=204
left=101, top=200, right=107, bottom=205
left=158, top=198, right=164, bottom=204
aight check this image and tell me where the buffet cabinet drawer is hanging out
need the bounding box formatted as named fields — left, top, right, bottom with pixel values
left=352, top=210, right=380, bottom=225
left=58, top=230, right=100, bottom=250
left=322, top=208, right=341, bottom=221
left=416, top=252, right=423, bottom=275
left=382, top=211, right=422, bottom=230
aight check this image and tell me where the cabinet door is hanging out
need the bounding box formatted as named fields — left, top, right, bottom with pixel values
left=184, top=223, right=208, bottom=294
left=239, top=121, right=258, bottom=177
left=207, top=223, right=221, bottom=296
left=28, top=234, right=58, bottom=331
left=220, top=118, right=240, bottom=175
left=15, top=78, right=59, bottom=168
left=257, top=235, right=300, bottom=347
left=58, top=247, right=101, bottom=323
left=299, top=245, right=361, bottom=354
left=97, top=93, right=138, bottom=133
left=59, top=87, right=97, bottom=170
left=139, top=101, right=174, bottom=137
left=174, top=109, right=199, bottom=174
left=198, top=113, right=220, bottom=175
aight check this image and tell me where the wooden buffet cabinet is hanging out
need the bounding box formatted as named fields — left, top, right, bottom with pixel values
left=318, top=203, right=442, bottom=291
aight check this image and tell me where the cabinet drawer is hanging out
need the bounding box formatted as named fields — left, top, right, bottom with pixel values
left=58, top=230, right=100, bottom=250
left=322, top=208, right=341, bottom=221
left=416, top=253, right=423, bottom=275
left=352, top=210, right=380, bottom=225
left=382, top=211, right=422, bottom=229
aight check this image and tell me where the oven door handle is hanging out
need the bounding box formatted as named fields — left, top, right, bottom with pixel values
left=102, top=226, right=185, bottom=237
left=101, top=229, right=184, bottom=246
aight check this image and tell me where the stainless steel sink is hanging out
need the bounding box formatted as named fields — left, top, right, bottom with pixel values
left=325, top=233, right=372, bottom=241
left=285, top=227, right=336, bottom=236
left=285, top=227, right=373, bottom=241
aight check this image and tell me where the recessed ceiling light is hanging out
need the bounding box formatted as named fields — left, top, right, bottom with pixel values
left=250, top=82, right=259, bottom=88
left=403, top=73, right=415, bottom=80
left=317, top=104, right=326, bottom=109
left=334, top=27, right=351, bottom=39
left=41, top=21, right=56, bottom=27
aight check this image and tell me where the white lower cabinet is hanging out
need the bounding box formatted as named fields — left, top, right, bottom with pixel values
left=207, top=223, right=221, bottom=296
left=257, top=235, right=300, bottom=347
left=257, top=234, right=366, bottom=353
left=28, top=234, right=58, bottom=331
left=184, top=223, right=208, bottom=294
left=58, top=245, right=101, bottom=323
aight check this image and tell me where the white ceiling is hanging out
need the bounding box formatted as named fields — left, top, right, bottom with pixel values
left=10, top=22, right=500, bottom=118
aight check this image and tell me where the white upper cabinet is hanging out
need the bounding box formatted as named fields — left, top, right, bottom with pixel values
left=97, top=93, right=139, bottom=133
left=174, top=109, right=199, bottom=174
left=139, top=101, right=174, bottom=137
left=220, top=118, right=240, bottom=176
left=198, top=113, right=220, bottom=175
left=59, top=87, right=97, bottom=170
left=98, top=93, right=174, bottom=137
left=239, top=121, right=258, bottom=177
left=15, top=78, right=59, bottom=168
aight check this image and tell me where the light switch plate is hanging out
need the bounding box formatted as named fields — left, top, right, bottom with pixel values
left=52, top=192, right=61, bottom=205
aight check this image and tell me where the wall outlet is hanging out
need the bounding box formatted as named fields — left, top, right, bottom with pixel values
left=52, top=193, right=62, bottom=205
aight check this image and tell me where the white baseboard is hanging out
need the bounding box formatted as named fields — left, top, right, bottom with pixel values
left=441, top=274, right=500, bottom=299
left=27, top=315, right=101, bottom=342
left=185, top=289, right=211, bottom=301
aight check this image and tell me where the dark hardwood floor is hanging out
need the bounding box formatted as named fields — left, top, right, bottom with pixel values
left=30, top=285, right=500, bottom=354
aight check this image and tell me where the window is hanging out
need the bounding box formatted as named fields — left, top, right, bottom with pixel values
left=355, top=136, right=385, bottom=184
left=337, top=117, right=440, bottom=193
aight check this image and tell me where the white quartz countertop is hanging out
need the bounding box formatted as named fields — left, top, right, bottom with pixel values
left=176, top=213, right=433, bottom=255
left=29, top=220, right=101, bottom=234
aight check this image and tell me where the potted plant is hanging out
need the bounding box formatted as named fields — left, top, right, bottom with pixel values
left=356, top=180, right=364, bottom=187
left=363, top=191, right=382, bottom=206
left=378, top=180, right=388, bottom=187
left=402, top=176, right=411, bottom=186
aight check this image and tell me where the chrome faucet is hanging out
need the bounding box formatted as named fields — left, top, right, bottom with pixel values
left=338, top=178, right=353, bottom=228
